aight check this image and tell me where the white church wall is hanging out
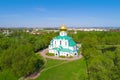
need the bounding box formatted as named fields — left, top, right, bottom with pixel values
left=49, top=49, right=55, bottom=53
left=52, top=39, right=59, bottom=48
left=60, top=31, right=67, bottom=36
left=59, top=52, right=65, bottom=56
left=56, top=39, right=62, bottom=47
left=53, top=39, right=59, bottom=47
left=61, top=39, right=65, bottom=47
left=56, top=39, right=61, bottom=47
left=62, top=40, right=68, bottom=48
left=70, top=53, right=74, bottom=56
left=48, top=45, right=51, bottom=49
left=48, top=25, right=79, bottom=57
left=69, top=47, right=74, bottom=51
left=73, top=46, right=77, bottom=50
left=65, top=40, right=68, bottom=48
left=53, top=39, right=68, bottom=49
left=53, top=39, right=56, bottom=47
left=60, top=52, right=70, bottom=56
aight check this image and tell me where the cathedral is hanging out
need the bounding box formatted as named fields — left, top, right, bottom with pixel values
left=48, top=25, right=78, bottom=57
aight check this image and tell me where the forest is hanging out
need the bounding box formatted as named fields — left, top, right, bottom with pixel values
left=0, top=30, right=120, bottom=80
left=0, top=30, right=57, bottom=79
left=70, top=31, right=120, bottom=80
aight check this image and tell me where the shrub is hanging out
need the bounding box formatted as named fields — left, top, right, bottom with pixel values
left=46, top=53, right=54, bottom=56
left=59, top=56, right=66, bottom=58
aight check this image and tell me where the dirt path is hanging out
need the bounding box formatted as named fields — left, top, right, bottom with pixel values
left=24, top=48, right=82, bottom=80
left=25, top=61, right=71, bottom=80
left=41, top=61, right=70, bottom=73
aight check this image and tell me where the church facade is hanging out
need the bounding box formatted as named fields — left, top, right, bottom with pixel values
left=48, top=25, right=78, bottom=56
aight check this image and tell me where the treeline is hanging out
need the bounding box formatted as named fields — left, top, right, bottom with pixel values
left=70, top=31, right=120, bottom=80
left=0, top=30, right=58, bottom=79
left=1, top=30, right=120, bottom=80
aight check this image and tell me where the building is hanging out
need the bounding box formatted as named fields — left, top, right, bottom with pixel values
left=48, top=25, right=79, bottom=57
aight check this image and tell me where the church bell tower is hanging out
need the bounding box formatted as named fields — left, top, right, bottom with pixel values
left=59, top=24, right=67, bottom=36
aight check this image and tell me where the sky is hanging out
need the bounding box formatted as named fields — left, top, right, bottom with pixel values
left=0, top=0, right=120, bottom=28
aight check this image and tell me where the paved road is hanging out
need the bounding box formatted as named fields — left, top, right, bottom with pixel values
left=40, top=48, right=83, bottom=61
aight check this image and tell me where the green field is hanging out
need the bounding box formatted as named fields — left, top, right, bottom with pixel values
left=36, top=58, right=87, bottom=80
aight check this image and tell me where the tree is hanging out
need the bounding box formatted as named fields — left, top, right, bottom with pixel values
left=0, top=44, right=44, bottom=77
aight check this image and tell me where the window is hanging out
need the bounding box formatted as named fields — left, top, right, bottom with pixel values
left=60, top=40, right=62, bottom=45
left=75, top=53, right=76, bottom=55
left=65, top=41, right=67, bottom=46
left=55, top=41, right=56, bottom=44
left=67, top=54, right=68, bottom=56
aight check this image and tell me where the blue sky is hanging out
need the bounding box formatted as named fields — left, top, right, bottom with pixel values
left=0, top=0, right=120, bottom=27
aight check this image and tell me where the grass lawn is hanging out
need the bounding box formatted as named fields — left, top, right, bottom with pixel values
left=36, top=58, right=87, bottom=80
left=45, top=58, right=66, bottom=68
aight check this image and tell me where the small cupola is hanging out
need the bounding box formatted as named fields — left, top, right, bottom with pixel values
left=59, top=24, right=67, bottom=36
left=60, top=24, right=67, bottom=31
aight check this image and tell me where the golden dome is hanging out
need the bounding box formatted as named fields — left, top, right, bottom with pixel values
left=60, top=24, right=67, bottom=31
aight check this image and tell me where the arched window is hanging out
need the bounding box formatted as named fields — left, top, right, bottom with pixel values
left=55, top=41, right=56, bottom=44
left=75, top=53, right=76, bottom=55
left=65, top=41, right=67, bottom=46
left=61, top=33, right=63, bottom=35
left=60, top=40, right=62, bottom=45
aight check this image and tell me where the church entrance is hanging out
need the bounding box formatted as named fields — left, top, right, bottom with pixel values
left=75, top=53, right=76, bottom=55
left=67, top=54, right=68, bottom=56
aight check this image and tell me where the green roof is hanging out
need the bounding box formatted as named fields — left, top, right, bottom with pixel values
left=53, top=48, right=60, bottom=51
left=69, top=40, right=76, bottom=46
left=54, top=36, right=72, bottom=40
left=60, top=48, right=73, bottom=52
left=53, top=46, right=62, bottom=52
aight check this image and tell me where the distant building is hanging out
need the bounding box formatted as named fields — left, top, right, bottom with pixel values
left=2, top=30, right=11, bottom=35
left=68, top=28, right=109, bottom=32
left=49, top=25, right=79, bottom=57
